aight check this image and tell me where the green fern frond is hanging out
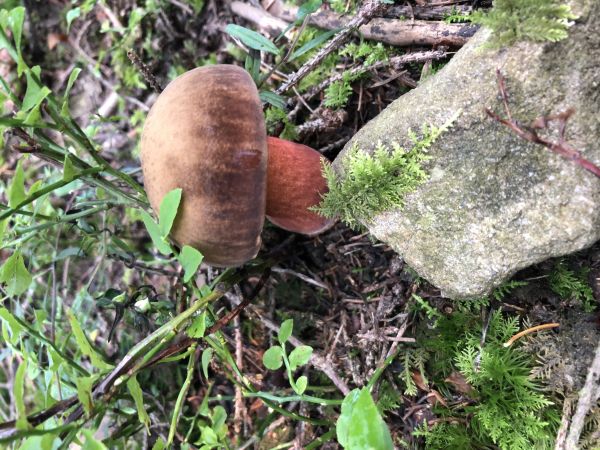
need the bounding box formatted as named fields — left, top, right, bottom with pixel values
left=549, top=259, right=596, bottom=312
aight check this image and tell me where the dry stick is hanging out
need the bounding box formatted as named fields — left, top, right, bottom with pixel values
left=305, top=50, right=449, bottom=100
left=502, top=322, right=560, bottom=348
left=235, top=1, right=476, bottom=49
left=127, top=49, right=163, bottom=93
left=564, top=341, right=600, bottom=449
left=275, top=0, right=389, bottom=95
left=486, top=69, right=600, bottom=178
left=275, top=3, right=477, bottom=47
left=385, top=4, right=473, bottom=20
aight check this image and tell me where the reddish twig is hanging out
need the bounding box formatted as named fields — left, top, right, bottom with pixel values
left=486, top=69, right=600, bottom=178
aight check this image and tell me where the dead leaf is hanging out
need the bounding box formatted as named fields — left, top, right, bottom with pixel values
left=47, top=33, right=68, bottom=50
left=445, top=371, right=474, bottom=395
left=411, top=370, right=429, bottom=392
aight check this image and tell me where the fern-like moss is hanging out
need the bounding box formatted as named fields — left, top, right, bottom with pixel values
left=316, top=115, right=457, bottom=230
left=471, top=0, right=576, bottom=47
left=549, top=259, right=596, bottom=312
left=414, top=299, right=560, bottom=450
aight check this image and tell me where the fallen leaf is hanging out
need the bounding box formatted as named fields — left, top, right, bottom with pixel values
left=445, top=371, right=474, bottom=395
left=47, top=33, right=68, bottom=50
left=411, top=370, right=429, bottom=392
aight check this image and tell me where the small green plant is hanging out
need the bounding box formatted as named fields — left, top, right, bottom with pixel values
left=470, top=0, right=576, bottom=47
left=262, top=319, right=313, bottom=395
left=323, top=75, right=355, bottom=109
left=414, top=306, right=560, bottom=450
left=323, top=41, right=389, bottom=109
left=265, top=106, right=299, bottom=141
left=317, top=114, right=458, bottom=229
left=549, top=259, right=596, bottom=312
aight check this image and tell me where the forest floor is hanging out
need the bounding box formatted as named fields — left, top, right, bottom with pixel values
left=1, top=0, right=599, bottom=449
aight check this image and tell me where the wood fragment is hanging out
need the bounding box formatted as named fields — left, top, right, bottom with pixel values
left=564, top=342, right=600, bottom=449
left=275, top=4, right=478, bottom=47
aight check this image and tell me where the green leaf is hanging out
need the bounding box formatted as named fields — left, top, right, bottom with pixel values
left=259, top=90, right=286, bottom=109
left=14, top=358, right=30, bottom=430
left=297, top=0, right=322, bottom=21
left=0, top=251, right=32, bottom=296
left=295, top=375, right=308, bottom=395
left=7, top=7, right=26, bottom=75
left=187, top=311, right=207, bottom=338
left=63, top=154, right=79, bottom=182
left=151, top=439, right=166, bottom=450
left=201, top=348, right=213, bottom=379
left=278, top=319, right=293, bottom=345
left=141, top=211, right=172, bottom=255
left=200, top=426, right=218, bottom=445
left=225, top=24, right=279, bottom=54
left=66, top=308, right=113, bottom=370
left=211, top=405, right=227, bottom=429
left=245, top=52, right=261, bottom=83
left=179, top=245, right=203, bottom=283
left=66, top=7, right=81, bottom=32
left=22, top=66, right=51, bottom=112
left=80, top=429, right=108, bottom=450
left=0, top=306, right=24, bottom=344
left=75, top=376, right=94, bottom=417
left=290, top=29, right=337, bottom=61
left=158, top=188, right=182, bottom=238
left=289, top=345, right=313, bottom=370
left=127, top=375, right=150, bottom=430
left=336, top=388, right=394, bottom=450
left=0, top=218, right=7, bottom=242
left=263, top=345, right=284, bottom=370
left=8, top=159, right=26, bottom=208
left=61, top=67, right=82, bottom=118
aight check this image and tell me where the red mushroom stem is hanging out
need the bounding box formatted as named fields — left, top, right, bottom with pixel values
left=266, top=136, right=336, bottom=236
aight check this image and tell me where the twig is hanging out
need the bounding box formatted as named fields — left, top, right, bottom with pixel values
left=275, top=0, right=388, bottom=95
left=503, top=322, right=560, bottom=348
left=232, top=313, right=245, bottom=439
left=564, top=341, right=600, bottom=449
left=127, top=50, right=163, bottom=93
left=303, top=50, right=449, bottom=102
left=206, top=268, right=271, bottom=335
left=236, top=1, right=476, bottom=50
left=486, top=69, right=600, bottom=178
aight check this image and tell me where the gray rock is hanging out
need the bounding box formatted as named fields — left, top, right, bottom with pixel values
left=334, top=0, right=600, bottom=298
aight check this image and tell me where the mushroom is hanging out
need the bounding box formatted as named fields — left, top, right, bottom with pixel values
left=266, top=136, right=335, bottom=236
left=141, top=65, right=334, bottom=267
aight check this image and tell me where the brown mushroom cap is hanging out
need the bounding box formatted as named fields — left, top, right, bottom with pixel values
left=266, top=137, right=336, bottom=235
left=141, top=65, right=267, bottom=267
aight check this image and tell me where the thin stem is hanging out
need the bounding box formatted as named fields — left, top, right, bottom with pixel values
left=168, top=343, right=198, bottom=446
left=0, top=167, right=102, bottom=222
left=243, top=391, right=343, bottom=405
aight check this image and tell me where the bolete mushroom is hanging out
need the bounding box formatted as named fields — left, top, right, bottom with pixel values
left=266, top=136, right=334, bottom=236
left=141, top=65, right=334, bottom=267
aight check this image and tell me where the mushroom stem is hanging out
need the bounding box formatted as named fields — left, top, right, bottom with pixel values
left=266, top=137, right=336, bottom=236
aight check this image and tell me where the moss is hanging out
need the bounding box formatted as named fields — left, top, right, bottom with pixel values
left=316, top=115, right=458, bottom=230
left=470, top=0, right=576, bottom=47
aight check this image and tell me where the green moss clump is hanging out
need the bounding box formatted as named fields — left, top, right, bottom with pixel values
left=471, top=0, right=576, bottom=47
left=316, top=115, right=457, bottom=230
